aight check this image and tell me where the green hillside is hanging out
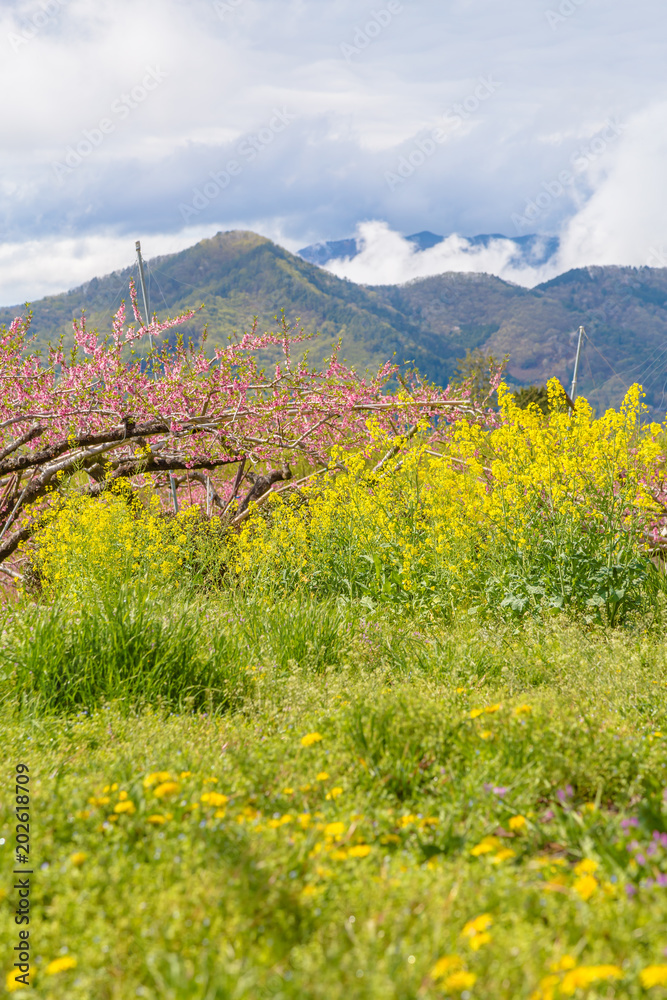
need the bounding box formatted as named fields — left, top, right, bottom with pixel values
left=3, top=230, right=667, bottom=413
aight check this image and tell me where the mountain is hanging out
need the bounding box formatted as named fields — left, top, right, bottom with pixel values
left=298, top=231, right=560, bottom=268
left=3, top=229, right=667, bottom=415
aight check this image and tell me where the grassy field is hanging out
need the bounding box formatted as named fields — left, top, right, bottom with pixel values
left=3, top=390, right=667, bottom=998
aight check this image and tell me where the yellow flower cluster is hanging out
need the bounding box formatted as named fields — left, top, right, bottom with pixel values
left=232, top=382, right=665, bottom=612
left=31, top=483, right=198, bottom=599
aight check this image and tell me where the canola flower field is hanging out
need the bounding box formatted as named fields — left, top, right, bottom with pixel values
left=3, top=382, right=667, bottom=998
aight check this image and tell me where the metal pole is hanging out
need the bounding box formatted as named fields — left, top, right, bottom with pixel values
left=570, top=325, right=585, bottom=403
left=135, top=240, right=154, bottom=350
left=170, top=474, right=179, bottom=513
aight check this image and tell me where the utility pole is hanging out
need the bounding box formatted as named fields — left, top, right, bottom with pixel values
left=135, top=240, right=154, bottom=351
left=570, top=325, right=585, bottom=404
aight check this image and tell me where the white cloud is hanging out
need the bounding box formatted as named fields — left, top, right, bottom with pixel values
left=1, top=0, right=667, bottom=303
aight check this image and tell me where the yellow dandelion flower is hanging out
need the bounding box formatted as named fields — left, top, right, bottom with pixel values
left=574, top=858, right=598, bottom=876
left=509, top=815, right=527, bottom=832
left=573, top=874, right=598, bottom=901
left=431, top=955, right=463, bottom=980
left=348, top=844, right=371, bottom=858
left=283, top=787, right=294, bottom=795
left=301, top=732, right=323, bottom=747
left=445, top=970, right=477, bottom=991
left=143, top=771, right=173, bottom=789
left=113, top=800, right=136, bottom=815
left=6, top=968, right=34, bottom=991
left=462, top=913, right=493, bottom=938
left=147, top=814, right=167, bottom=825
left=513, top=704, right=532, bottom=716
left=640, top=966, right=667, bottom=988
left=316, top=772, right=330, bottom=781
left=485, top=703, right=502, bottom=714
left=200, top=792, right=229, bottom=807
left=153, top=781, right=180, bottom=799
left=70, top=852, right=87, bottom=866
left=492, top=848, right=516, bottom=863
left=560, top=965, right=623, bottom=995
left=470, top=836, right=500, bottom=856
left=324, top=821, right=346, bottom=839
left=469, top=708, right=484, bottom=719
left=46, top=956, right=78, bottom=975
left=326, top=787, right=343, bottom=800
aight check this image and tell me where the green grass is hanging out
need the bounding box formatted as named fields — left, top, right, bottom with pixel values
left=3, top=592, right=667, bottom=998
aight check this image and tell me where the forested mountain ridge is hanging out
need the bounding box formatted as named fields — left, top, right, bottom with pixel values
left=3, top=230, right=667, bottom=414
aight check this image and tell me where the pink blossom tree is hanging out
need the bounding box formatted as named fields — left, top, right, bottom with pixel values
left=0, top=281, right=480, bottom=574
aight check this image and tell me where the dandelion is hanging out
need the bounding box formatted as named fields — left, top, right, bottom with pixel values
left=560, top=965, right=623, bottom=995
left=147, top=814, right=167, bottom=825
left=6, top=968, right=34, bottom=991
left=513, top=704, right=532, bottom=716
left=445, top=970, right=477, bottom=991
left=469, top=709, right=484, bottom=719
left=509, top=815, right=527, bottom=832
left=143, top=771, right=173, bottom=789
left=431, top=955, right=463, bottom=980
left=485, top=703, right=502, bottom=714
left=46, top=956, right=78, bottom=975
left=461, top=913, right=493, bottom=950
left=113, top=800, right=136, bottom=815
left=470, top=836, right=501, bottom=856
left=492, top=848, right=516, bottom=863
left=316, top=772, right=330, bottom=781
left=573, top=874, right=598, bottom=901
left=200, top=792, right=228, bottom=807
left=640, top=966, right=667, bottom=988
left=153, top=781, right=180, bottom=799
left=348, top=844, right=371, bottom=858
left=70, top=852, right=87, bottom=866
left=324, top=821, right=346, bottom=839
left=574, top=858, right=598, bottom=876
left=301, top=732, right=323, bottom=747
left=326, top=787, right=343, bottom=800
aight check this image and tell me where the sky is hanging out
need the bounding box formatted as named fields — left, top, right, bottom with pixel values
left=1, top=0, right=667, bottom=305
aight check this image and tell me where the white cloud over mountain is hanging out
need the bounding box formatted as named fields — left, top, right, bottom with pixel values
left=0, top=0, right=666, bottom=304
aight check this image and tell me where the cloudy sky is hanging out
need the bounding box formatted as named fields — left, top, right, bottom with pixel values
left=1, top=0, right=666, bottom=305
